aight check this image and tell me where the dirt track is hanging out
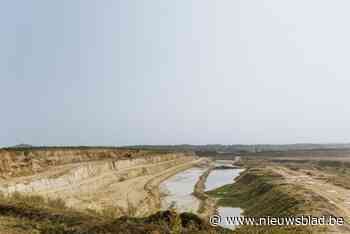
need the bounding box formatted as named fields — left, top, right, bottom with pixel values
left=271, top=166, right=350, bottom=233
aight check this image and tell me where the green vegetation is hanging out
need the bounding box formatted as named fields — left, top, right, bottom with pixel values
left=207, top=170, right=301, bottom=216
left=3, top=146, right=124, bottom=151
left=269, top=159, right=350, bottom=190
left=0, top=192, right=229, bottom=234
left=206, top=168, right=328, bottom=234
left=121, top=144, right=350, bottom=154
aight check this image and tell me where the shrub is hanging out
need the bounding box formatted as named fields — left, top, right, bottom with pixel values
left=47, top=197, right=66, bottom=209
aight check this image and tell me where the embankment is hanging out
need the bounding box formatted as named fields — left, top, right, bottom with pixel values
left=0, top=148, right=201, bottom=217
left=193, top=164, right=217, bottom=218
left=207, top=167, right=349, bottom=234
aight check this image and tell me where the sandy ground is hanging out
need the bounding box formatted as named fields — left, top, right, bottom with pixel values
left=0, top=155, right=206, bottom=216
left=271, top=166, right=350, bottom=233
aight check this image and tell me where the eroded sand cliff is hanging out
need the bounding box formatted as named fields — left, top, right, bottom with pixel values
left=0, top=148, right=204, bottom=217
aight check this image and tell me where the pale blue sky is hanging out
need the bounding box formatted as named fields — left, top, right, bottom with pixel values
left=1, top=1, right=350, bottom=146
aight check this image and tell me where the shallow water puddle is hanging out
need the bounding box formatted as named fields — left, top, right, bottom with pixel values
left=205, top=167, right=244, bottom=192
left=206, top=162, right=244, bottom=229
left=160, top=162, right=244, bottom=230
left=160, top=167, right=206, bottom=213
left=217, top=207, right=242, bottom=229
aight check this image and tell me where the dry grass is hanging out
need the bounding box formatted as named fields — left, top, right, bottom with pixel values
left=0, top=191, right=228, bottom=234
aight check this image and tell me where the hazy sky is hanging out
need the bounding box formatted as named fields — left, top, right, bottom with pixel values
left=1, top=0, right=350, bottom=146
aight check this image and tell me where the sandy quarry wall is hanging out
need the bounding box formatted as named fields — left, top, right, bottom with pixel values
left=0, top=155, right=192, bottom=195
left=0, top=148, right=171, bottom=177
left=0, top=148, right=200, bottom=217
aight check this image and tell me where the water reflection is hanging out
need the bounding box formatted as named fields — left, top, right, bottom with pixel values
left=160, top=167, right=206, bottom=213
left=205, top=162, right=244, bottom=230
left=205, top=167, right=243, bottom=191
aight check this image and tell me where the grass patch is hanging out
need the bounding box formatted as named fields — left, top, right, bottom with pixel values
left=0, top=192, right=228, bottom=233
left=206, top=168, right=326, bottom=233
left=207, top=169, right=302, bottom=217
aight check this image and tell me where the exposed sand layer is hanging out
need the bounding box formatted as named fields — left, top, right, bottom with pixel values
left=160, top=167, right=207, bottom=213
left=271, top=166, right=350, bottom=233
left=0, top=149, right=204, bottom=217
